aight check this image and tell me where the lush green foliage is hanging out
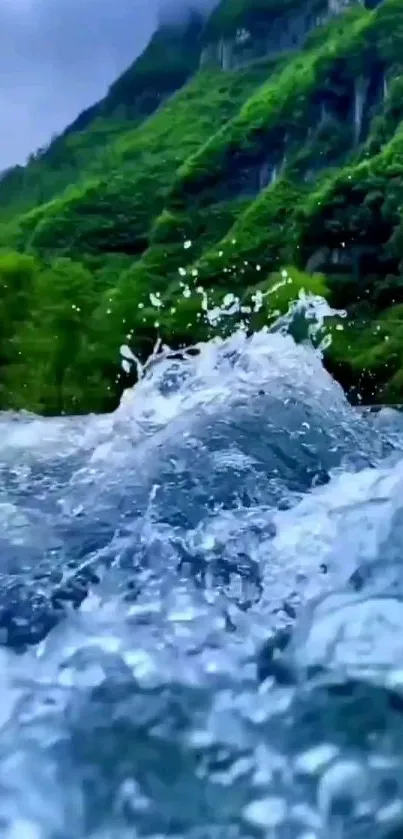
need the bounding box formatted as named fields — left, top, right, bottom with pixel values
left=1, top=0, right=403, bottom=414
left=0, top=251, right=37, bottom=401
left=7, top=64, right=271, bottom=258
left=174, top=4, right=370, bottom=199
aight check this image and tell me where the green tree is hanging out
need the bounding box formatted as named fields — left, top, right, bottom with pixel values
left=9, top=258, right=97, bottom=414
left=0, top=251, right=37, bottom=394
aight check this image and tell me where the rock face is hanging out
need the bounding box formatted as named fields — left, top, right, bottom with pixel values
left=203, top=51, right=386, bottom=204
left=201, top=0, right=360, bottom=71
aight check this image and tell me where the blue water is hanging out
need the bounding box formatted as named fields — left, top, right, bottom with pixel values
left=0, top=326, right=403, bottom=838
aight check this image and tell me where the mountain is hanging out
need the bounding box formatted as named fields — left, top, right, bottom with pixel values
left=0, top=0, right=400, bottom=415
left=0, top=11, right=206, bottom=223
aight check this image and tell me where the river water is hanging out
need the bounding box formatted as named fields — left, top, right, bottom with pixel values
left=0, top=320, right=403, bottom=839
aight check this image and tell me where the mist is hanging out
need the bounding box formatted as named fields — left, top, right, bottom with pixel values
left=158, top=0, right=218, bottom=23
left=0, top=0, right=218, bottom=171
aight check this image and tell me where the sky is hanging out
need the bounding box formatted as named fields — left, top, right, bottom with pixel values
left=0, top=0, right=214, bottom=171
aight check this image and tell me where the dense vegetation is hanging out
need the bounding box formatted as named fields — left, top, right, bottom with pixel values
left=0, top=0, right=401, bottom=414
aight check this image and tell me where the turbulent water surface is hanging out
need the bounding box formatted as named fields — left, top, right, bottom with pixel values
left=1, top=324, right=403, bottom=838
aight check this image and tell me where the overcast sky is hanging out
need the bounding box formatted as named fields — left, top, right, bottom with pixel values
left=0, top=0, right=203, bottom=170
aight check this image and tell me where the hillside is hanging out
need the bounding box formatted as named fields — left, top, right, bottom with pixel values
left=0, top=12, right=206, bottom=224
left=0, top=0, right=400, bottom=414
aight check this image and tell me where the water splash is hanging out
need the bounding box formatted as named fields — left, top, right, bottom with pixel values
left=120, top=281, right=345, bottom=383
left=0, top=302, right=400, bottom=838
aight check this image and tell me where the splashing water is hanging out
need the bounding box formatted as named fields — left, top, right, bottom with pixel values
left=0, top=298, right=402, bottom=838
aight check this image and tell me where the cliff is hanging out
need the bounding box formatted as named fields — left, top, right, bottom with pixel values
left=0, top=0, right=401, bottom=414
left=201, top=0, right=354, bottom=70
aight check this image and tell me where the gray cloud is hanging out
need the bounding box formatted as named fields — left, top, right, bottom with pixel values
left=0, top=0, right=215, bottom=170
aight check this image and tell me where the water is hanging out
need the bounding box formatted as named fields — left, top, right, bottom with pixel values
left=1, top=321, right=403, bottom=838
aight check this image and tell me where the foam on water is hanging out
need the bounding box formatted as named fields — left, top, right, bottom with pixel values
left=0, top=309, right=402, bottom=837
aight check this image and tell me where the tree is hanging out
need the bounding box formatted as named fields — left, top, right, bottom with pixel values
left=10, top=258, right=97, bottom=414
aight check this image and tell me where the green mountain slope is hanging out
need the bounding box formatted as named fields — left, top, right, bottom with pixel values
left=0, top=12, right=205, bottom=223
left=0, top=0, right=401, bottom=414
